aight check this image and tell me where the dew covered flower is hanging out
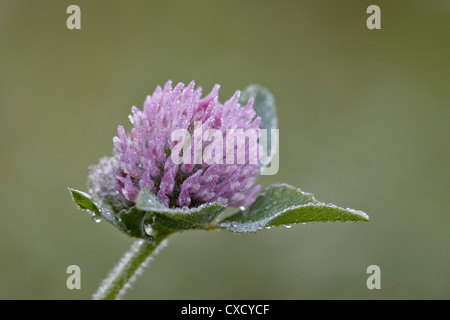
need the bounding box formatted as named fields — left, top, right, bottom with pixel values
left=89, top=80, right=262, bottom=210
left=70, top=80, right=369, bottom=301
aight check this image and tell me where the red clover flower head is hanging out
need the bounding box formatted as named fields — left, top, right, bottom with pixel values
left=92, top=80, right=262, bottom=209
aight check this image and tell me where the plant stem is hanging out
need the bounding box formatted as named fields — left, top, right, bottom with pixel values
left=92, top=234, right=170, bottom=300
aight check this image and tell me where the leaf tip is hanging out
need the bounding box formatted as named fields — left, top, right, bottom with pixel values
left=344, top=207, right=369, bottom=222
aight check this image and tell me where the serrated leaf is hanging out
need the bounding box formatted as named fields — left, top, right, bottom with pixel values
left=136, top=188, right=227, bottom=231
left=239, top=85, right=278, bottom=171
left=218, top=184, right=369, bottom=233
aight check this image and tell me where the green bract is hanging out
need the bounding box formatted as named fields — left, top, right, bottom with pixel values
left=239, top=85, right=278, bottom=171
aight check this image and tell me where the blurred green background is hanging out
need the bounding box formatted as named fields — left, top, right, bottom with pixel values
left=1, top=0, right=449, bottom=299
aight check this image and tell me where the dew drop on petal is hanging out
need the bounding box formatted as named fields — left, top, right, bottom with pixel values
left=216, top=197, right=227, bottom=206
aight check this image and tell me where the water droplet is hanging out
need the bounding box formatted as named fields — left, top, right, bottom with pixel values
left=91, top=213, right=101, bottom=223
left=181, top=206, right=189, bottom=213
left=144, top=225, right=153, bottom=235
left=239, top=206, right=246, bottom=211
left=216, top=197, right=227, bottom=206
left=266, top=226, right=272, bottom=230
left=284, top=224, right=292, bottom=229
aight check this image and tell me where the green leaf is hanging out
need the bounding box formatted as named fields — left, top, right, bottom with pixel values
left=118, top=207, right=156, bottom=243
left=239, top=84, right=278, bottom=134
left=69, top=188, right=156, bottom=243
left=136, top=188, right=227, bottom=231
left=218, top=184, right=369, bottom=233
left=69, top=188, right=101, bottom=216
left=239, top=85, right=278, bottom=170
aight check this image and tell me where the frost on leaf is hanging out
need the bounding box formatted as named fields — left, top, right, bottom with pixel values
left=218, top=184, right=369, bottom=233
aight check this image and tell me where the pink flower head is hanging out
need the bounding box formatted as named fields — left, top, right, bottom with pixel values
left=112, top=80, right=261, bottom=208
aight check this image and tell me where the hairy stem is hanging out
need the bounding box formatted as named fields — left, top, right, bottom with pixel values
left=92, top=234, right=170, bottom=300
